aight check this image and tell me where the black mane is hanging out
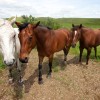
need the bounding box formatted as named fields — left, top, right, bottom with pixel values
left=19, top=23, right=29, bottom=31
left=19, top=23, right=52, bottom=31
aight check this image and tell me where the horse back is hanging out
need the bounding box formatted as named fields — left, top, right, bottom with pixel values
left=81, top=28, right=99, bottom=47
left=52, top=28, right=71, bottom=50
left=54, top=28, right=70, bottom=39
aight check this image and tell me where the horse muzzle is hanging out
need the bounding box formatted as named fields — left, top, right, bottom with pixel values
left=4, top=59, right=15, bottom=66
left=19, top=57, right=28, bottom=63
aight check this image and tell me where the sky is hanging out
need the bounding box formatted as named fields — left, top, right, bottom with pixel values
left=0, top=0, right=100, bottom=18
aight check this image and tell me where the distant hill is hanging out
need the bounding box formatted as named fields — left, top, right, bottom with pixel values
left=9, top=16, right=100, bottom=29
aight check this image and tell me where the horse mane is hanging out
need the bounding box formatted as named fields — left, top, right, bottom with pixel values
left=19, top=22, right=52, bottom=31
left=19, top=22, right=29, bottom=31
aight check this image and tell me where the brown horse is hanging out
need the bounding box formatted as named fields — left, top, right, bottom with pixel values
left=15, top=21, right=73, bottom=84
left=71, top=24, right=100, bottom=65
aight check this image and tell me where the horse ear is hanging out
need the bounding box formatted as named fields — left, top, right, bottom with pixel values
left=10, top=17, right=16, bottom=26
left=72, top=24, right=74, bottom=27
left=79, top=24, right=82, bottom=28
left=15, top=22, right=22, bottom=28
left=33, top=21, right=40, bottom=28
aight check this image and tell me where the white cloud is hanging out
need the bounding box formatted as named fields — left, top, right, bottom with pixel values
left=0, top=0, right=17, bottom=4
left=0, top=0, right=100, bottom=18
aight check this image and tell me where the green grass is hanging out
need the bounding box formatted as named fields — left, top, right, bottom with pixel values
left=0, top=54, right=5, bottom=69
left=52, top=58, right=60, bottom=72
left=70, top=43, right=100, bottom=61
left=35, top=17, right=100, bottom=29
left=57, top=18, right=100, bottom=29
left=11, top=17, right=100, bottom=29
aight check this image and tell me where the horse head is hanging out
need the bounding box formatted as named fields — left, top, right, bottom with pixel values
left=15, top=21, right=40, bottom=63
left=0, top=17, right=16, bottom=66
left=71, top=24, right=82, bottom=48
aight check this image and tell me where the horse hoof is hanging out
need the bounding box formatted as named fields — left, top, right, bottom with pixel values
left=18, top=79, right=24, bottom=85
left=46, top=74, right=51, bottom=78
left=38, top=80, right=43, bottom=85
left=9, top=78, right=13, bottom=84
left=63, top=61, right=67, bottom=65
left=86, top=63, right=88, bottom=65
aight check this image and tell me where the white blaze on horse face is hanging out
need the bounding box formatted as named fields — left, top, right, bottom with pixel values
left=73, top=30, right=78, bottom=43
left=0, top=19, right=16, bottom=66
left=75, top=30, right=77, bottom=36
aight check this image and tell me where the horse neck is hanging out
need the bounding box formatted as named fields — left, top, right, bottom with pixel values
left=34, top=26, right=51, bottom=43
left=79, top=28, right=85, bottom=39
left=68, top=30, right=73, bottom=44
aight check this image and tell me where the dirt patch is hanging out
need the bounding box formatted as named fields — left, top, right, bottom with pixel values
left=0, top=49, right=100, bottom=100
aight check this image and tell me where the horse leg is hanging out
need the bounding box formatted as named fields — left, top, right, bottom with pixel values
left=79, top=46, right=84, bottom=63
left=86, top=48, right=91, bottom=65
left=8, top=68, right=13, bottom=83
left=47, top=55, right=53, bottom=78
left=18, top=69, right=22, bottom=84
left=38, top=56, right=44, bottom=84
left=63, top=47, right=70, bottom=64
left=94, top=47, right=97, bottom=58
left=16, top=58, right=23, bottom=83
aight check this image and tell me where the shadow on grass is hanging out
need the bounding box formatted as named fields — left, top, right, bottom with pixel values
left=53, top=53, right=90, bottom=70
left=12, top=61, right=49, bottom=99
left=21, top=54, right=90, bottom=96
left=12, top=63, right=27, bottom=100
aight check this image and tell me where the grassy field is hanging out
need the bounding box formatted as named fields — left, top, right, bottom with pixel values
left=12, top=17, right=100, bottom=29
left=0, top=17, right=100, bottom=100
left=70, top=43, right=100, bottom=61
left=1, top=17, right=100, bottom=69
left=0, top=54, right=5, bottom=69
left=35, top=17, right=100, bottom=29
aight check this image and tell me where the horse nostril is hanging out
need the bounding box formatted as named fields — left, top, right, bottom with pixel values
left=19, top=57, right=28, bottom=63
left=13, top=59, right=15, bottom=62
left=4, top=60, right=14, bottom=66
left=4, top=60, right=6, bottom=64
left=25, top=57, right=28, bottom=62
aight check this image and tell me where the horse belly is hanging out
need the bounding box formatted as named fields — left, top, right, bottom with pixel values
left=54, top=41, right=66, bottom=52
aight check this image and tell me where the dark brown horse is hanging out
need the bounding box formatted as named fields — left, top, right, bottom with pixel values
left=71, top=24, right=100, bottom=65
left=15, top=21, right=73, bottom=84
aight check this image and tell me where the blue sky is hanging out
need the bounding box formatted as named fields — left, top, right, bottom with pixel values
left=0, top=0, right=100, bottom=18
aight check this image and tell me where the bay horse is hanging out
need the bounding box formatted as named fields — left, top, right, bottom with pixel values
left=0, top=18, right=21, bottom=83
left=15, top=21, right=72, bottom=84
left=71, top=24, right=100, bottom=65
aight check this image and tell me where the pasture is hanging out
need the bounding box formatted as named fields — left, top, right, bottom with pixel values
left=0, top=17, right=100, bottom=100
left=0, top=49, right=100, bottom=100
